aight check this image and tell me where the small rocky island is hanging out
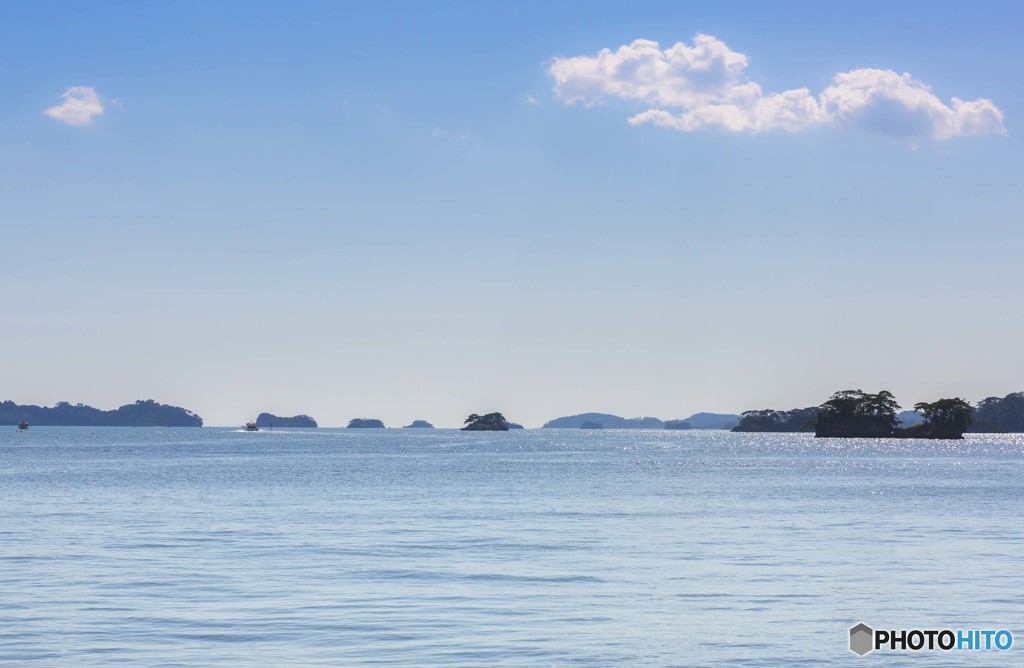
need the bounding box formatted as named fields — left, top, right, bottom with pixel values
left=254, top=413, right=317, bottom=428
left=462, top=412, right=511, bottom=431
left=0, top=399, right=203, bottom=427
left=403, top=420, right=434, bottom=428
left=347, top=418, right=385, bottom=428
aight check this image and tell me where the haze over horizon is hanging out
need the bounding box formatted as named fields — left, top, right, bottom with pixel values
left=3, top=1, right=1022, bottom=428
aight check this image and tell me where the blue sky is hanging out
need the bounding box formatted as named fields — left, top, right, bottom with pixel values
left=2, top=1, right=1022, bottom=426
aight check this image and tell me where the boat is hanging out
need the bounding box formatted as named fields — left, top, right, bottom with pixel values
left=244, top=422, right=259, bottom=432
left=17, top=421, right=29, bottom=430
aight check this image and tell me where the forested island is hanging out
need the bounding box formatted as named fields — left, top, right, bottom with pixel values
left=403, top=420, right=434, bottom=428
left=732, top=407, right=818, bottom=432
left=348, top=418, right=385, bottom=428
left=0, top=400, right=203, bottom=427
left=462, top=413, right=511, bottom=431
left=254, top=413, right=317, bottom=428
left=731, top=389, right=1020, bottom=439
left=973, top=392, right=1024, bottom=432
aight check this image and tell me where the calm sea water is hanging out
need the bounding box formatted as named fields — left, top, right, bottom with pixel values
left=2, top=427, right=1023, bottom=666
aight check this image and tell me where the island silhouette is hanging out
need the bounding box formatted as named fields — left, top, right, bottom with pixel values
left=254, top=413, right=317, bottom=428
left=462, top=413, right=511, bottom=431
left=347, top=418, right=385, bottom=428
left=541, top=412, right=740, bottom=430
left=0, top=400, right=202, bottom=427
left=734, top=389, right=983, bottom=439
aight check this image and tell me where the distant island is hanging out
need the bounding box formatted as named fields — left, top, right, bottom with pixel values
left=508, top=422, right=525, bottom=430
left=543, top=412, right=739, bottom=430
left=254, top=413, right=317, bottom=428
left=403, top=420, right=434, bottom=428
left=683, top=412, right=742, bottom=430
left=462, top=412, right=510, bottom=431
left=732, top=405, right=925, bottom=433
left=734, top=389, right=978, bottom=439
left=972, top=392, right=1024, bottom=432
left=543, top=413, right=664, bottom=429
left=0, top=399, right=203, bottom=427
left=732, top=407, right=818, bottom=433
left=348, top=418, right=385, bottom=428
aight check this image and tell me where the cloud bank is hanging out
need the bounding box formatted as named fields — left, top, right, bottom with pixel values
left=548, top=35, right=1005, bottom=141
left=44, top=86, right=105, bottom=126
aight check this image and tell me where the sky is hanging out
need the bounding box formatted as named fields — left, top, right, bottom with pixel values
left=2, top=1, right=1022, bottom=427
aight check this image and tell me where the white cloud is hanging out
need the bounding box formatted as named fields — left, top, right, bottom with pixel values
left=526, top=93, right=540, bottom=106
left=819, top=68, right=1004, bottom=141
left=549, top=35, right=748, bottom=109
left=44, top=86, right=105, bottom=126
left=549, top=35, right=1006, bottom=141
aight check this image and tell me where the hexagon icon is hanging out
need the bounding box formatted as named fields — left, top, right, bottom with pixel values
left=850, top=623, right=874, bottom=656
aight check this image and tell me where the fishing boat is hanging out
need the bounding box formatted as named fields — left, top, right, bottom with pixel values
left=17, top=421, right=29, bottom=430
left=244, top=422, right=259, bottom=432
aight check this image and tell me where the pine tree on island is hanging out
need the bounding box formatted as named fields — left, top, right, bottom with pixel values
left=813, top=389, right=974, bottom=439
left=912, top=398, right=974, bottom=439
left=462, top=412, right=510, bottom=431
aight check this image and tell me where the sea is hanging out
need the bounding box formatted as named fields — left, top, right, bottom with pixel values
left=2, top=427, right=1022, bottom=666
